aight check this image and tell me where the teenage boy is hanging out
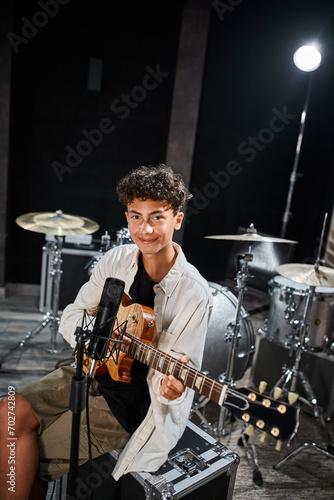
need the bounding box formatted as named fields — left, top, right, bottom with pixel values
left=0, top=164, right=212, bottom=499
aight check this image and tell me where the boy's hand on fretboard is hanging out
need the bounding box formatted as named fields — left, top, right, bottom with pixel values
left=160, top=355, right=190, bottom=401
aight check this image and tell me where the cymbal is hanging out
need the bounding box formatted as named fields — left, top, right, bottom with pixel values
left=277, top=263, right=334, bottom=288
left=16, top=210, right=100, bottom=236
left=205, top=233, right=298, bottom=244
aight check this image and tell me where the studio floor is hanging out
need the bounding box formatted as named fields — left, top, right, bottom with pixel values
left=0, top=288, right=334, bottom=499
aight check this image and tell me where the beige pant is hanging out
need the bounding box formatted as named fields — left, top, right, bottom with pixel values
left=20, top=366, right=130, bottom=482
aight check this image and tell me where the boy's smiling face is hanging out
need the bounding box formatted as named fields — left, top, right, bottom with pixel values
left=125, top=198, right=183, bottom=257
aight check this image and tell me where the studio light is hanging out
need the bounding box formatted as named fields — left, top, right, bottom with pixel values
left=293, top=45, right=322, bottom=72
left=280, top=44, right=322, bottom=238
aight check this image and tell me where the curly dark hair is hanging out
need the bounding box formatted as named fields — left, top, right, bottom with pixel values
left=116, top=164, right=192, bottom=213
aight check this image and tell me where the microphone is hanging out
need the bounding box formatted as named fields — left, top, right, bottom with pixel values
left=87, top=277, right=125, bottom=378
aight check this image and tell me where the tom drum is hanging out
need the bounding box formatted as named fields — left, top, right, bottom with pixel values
left=265, top=275, right=334, bottom=351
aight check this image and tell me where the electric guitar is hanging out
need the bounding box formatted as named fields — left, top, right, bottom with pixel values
left=82, top=296, right=300, bottom=446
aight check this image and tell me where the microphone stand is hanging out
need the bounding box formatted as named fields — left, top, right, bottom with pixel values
left=66, top=312, right=127, bottom=499
left=67, top=322, right=90, bottom=500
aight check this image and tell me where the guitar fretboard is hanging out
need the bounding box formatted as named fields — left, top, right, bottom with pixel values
left=119, top=332, right=300, bottom=446
left=124, top=333, right=231, bottom=407
left=95, top=299, right=300, bottom=446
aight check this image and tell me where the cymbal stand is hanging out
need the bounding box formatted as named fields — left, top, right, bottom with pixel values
left=191, top=248, right=255, bottom=434
left=192, top=246, right=255, bottom=424
left=208, top=245, right=263, bottom=485
left=0, top=236, right=63, bottom=368
left=45, top=235, right=63, bottom=352
left=272, top=281, right=334, bottom=470
left=217, top=248, right=254, bottom=435
left=225, top=247, right=264, bottom=485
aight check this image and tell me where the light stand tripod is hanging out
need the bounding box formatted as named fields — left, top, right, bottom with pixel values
left=0, top=236, right=64, bottom=368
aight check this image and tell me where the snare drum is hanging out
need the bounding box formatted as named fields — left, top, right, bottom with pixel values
left=201, top=282, right=255, bottom=382
left=265, top=275, right=334, bottom=350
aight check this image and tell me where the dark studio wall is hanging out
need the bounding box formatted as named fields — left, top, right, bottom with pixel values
left=4, top=0, right=334, bottom=291
left=183, top=0, right=334, bottom=282
left=6, top=0, right=184, bottom=283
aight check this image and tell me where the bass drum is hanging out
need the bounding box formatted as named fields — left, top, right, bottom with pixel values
left=201, top=282, right=255, bottom=382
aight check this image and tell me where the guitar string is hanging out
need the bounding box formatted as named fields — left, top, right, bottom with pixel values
left=88, top=307, right=288, bottom=414
left=122, top=332, right=289, bottom=414
left=82, top=310, right=296, bottom=441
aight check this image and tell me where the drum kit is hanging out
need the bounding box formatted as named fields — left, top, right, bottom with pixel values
left=263, top=274, right=334, bottom=351
left=193, top=225, right=297, bottom=432
left=0, top=210, right=135, bottom=369
left=86, top=227, right=133, bottom=276
left=194, top=220, right=334, bottom=473
left=0, top=210, right=100, bottom=367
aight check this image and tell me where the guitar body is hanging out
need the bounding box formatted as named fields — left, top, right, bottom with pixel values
left=105, top=298, right=155, bottom=382
left=83, top=293, right=156, bottom=382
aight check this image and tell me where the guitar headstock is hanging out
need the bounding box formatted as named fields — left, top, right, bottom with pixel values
left=226, top=385, right=300, bottom=447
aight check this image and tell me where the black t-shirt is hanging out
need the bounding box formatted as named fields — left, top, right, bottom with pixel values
left=95, top=255, right=157, bottom=434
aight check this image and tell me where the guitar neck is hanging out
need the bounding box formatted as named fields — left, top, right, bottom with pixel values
left=121, top=332, right=300, bottom=446
left=124, top=332, right=227, bottom=405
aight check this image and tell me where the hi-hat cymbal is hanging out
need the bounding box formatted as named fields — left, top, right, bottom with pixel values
left=16, top=210, right=100, bottom=236
left=205, top=233, right=297, bottom=244
left=277, top=263, right=334, bottom=288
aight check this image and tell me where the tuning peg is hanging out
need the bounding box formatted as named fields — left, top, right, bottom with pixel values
left=248, top=391, right=257, bottom=402
left=262, top=398, right=271, bottom=408
left=255, top=419, right=265, bottom=429
left=288, top=392, right=299, bottom=405
left=277, top=403, right=287, bottom=414
left=270, top=427, right=280, bottom=438
left=259, top=381, right=267, bottom=394
left=260, top=432, right=268, bottom=443
left=244, top=424, right=254, bottom=436
left=273, top=387, right=282, bottom=400
left=275, top=440, right=282, bottom=451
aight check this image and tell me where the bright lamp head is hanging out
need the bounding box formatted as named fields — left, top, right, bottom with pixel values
left=293, top=45, right=322, bottom=72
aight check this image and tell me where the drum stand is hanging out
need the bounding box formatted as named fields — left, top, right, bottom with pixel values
left=191, top=247, right=263, bottom=484
left=0, top=236, right=64, bottom=369
left=229, top=249, right=264, bottom=485
left=217, top=249, right=254, bottom=434
left=272, top=284, right=334, bottom=470
left=192, top=250, right=254, bottom=430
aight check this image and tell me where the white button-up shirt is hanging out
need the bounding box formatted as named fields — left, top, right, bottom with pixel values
left=59, top=243, right=212, bottom=478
